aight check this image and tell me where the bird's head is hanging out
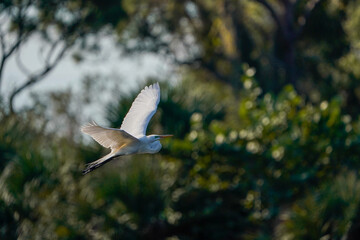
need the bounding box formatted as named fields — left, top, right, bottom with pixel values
left=148, top=134, right=173, bottom=142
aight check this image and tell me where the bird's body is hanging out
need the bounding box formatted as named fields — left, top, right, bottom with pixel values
left=81, top=83, right=172, bottom=174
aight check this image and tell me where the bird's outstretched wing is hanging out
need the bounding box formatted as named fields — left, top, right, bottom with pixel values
left=120, top=82, right=160, bottom=138
left=81, top=121, right=139, bottom=151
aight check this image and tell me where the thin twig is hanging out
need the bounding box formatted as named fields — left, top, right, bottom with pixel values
left=45, top=39, right=61, bottom=65
left=9, top=43, right=69, bottom=113
left=15, top=47, right=31, bottom=76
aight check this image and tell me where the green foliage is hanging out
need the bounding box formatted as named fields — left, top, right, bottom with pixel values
left=153, top=78, right=360, bottom=239
left=278, top=172, right=360, bottom=240
left=2, top=74, right=360, bottom=239
left=114, top=0, right=360, bottom=108
left=2, top=0, right=360, bottom=238
left=1, top=0, right=128, bottom=43
left=103, top=78, right=360, bottom=239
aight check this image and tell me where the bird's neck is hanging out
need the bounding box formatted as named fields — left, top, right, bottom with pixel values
left=140, top=135, right=153, bottom=143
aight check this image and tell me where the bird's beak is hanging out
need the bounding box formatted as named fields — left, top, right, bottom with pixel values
left=159, top=135, right=173, bottom=139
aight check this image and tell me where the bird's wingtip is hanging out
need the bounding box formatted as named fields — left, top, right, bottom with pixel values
left=82, top=162, right=95, bottom=175
left=148, top=82, right=159, bottom=89
left=80, top=121, right=98, bottom=133
left=82, top=169, right=91, bottom=175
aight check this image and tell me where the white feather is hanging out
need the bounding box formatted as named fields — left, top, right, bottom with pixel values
left=81, top=121, right=139, bottom=151
left=120, top=82, right=160, bottom=138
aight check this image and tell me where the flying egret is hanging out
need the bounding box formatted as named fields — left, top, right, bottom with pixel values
left=81, top=82, right=172, bottom=175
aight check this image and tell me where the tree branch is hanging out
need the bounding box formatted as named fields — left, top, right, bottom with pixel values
left=0, top=29, right=6, bottom=86
left=9, top=42, right=69, bottom=114
left=0, top=1, right=32, bottom=92
left=0, top=31, right=29, bottom=92
left=15, top=47, right=31, bottom=76
left=0, top=28, right=5, bottom=55
left=45, top=39, right=61, bottom=65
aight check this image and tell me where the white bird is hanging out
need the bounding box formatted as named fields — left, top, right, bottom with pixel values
left=81, top=82, right=172, bottom=175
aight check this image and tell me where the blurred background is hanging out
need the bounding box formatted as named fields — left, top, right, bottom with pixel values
left=1, top=0, right=360, bottom=239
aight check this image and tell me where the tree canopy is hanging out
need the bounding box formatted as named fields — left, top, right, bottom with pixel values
left=1, top=0, right=360, bottom=239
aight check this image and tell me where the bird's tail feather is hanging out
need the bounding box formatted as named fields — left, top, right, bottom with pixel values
left=82, top=154, right=117, bottom=175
